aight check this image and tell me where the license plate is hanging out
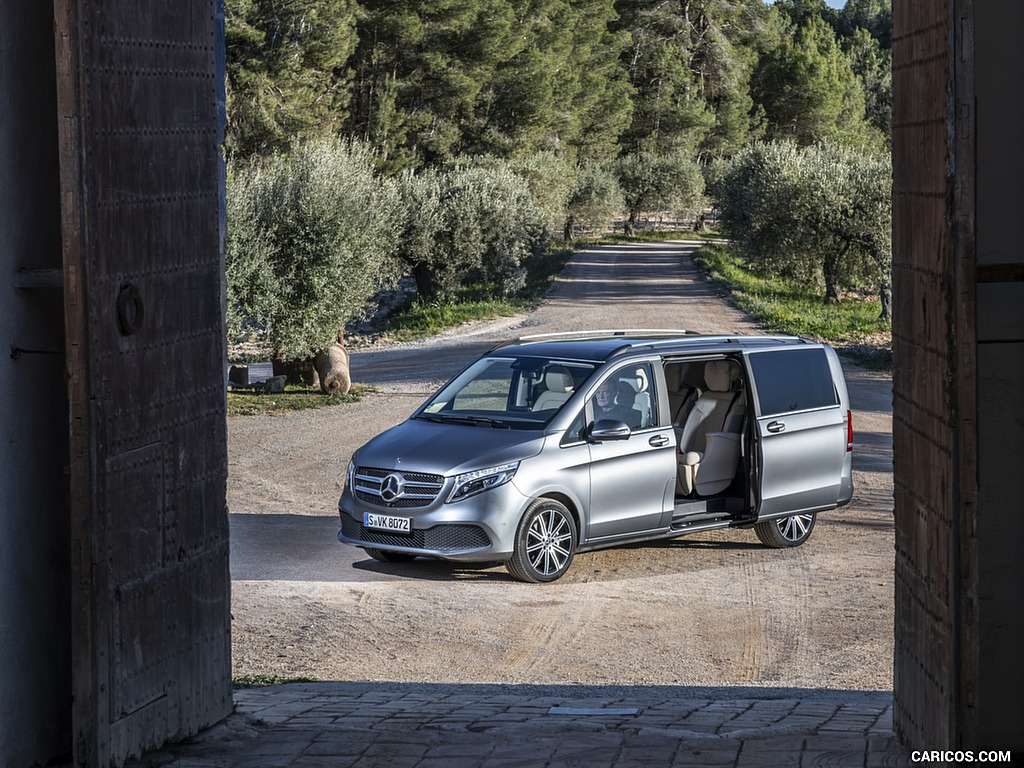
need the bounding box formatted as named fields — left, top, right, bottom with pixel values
left=363, top=513, right=411, bottom=533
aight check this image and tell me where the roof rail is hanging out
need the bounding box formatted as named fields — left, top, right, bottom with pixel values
left=488, top=329, right=699, bottom=351
left=525, top=329, right=696, bottom=342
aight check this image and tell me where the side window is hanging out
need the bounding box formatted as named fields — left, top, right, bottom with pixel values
left=748, top=348, right=838, bottom=416
left=561, top=408, right=587, bottom=446
left=592, top=362, right=658, bottom=430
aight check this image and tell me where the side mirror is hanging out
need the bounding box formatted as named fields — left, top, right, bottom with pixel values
left=589, top=419, right=631, bottom=441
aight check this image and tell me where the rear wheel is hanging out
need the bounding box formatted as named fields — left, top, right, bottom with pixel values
left=754, top=513, right=816, bottom=548
left=506, top=499, right=577, bottom=583
left=365, top=548, right=417, bottom=563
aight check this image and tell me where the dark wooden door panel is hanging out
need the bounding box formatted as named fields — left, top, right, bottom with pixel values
left=54, top=1, right=231, bottom=765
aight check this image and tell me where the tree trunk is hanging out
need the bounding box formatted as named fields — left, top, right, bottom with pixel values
left=272, top=349, right=314, bottom=385
left=823, top=245, right=849, bottom=304
left=412, top=262, right=436, bottom=300
left=823, top=255, right=840, bottom=304
left=624, top=209, right=637, bottom=237
left=879, top=280, right=892, bottom=321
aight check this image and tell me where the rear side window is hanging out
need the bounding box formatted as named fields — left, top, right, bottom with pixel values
left=748, top=348, right=838, bottom=415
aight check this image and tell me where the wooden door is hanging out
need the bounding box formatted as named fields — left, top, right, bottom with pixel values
left=52, top=1, right=232, bottom=764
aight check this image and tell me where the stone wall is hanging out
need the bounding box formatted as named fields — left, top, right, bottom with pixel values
left=892, top=0, right=1024, bottom=751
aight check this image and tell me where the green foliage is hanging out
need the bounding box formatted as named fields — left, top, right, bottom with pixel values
left=501, top=152, right=578, bottom=238
left=384, top=298, right=524, bottom=342
left=222, top=0, right=892, bottom=165
left=233, top=674, right=319, bottom=687
left=612, top=0, right=714, bottom=155
left=710, top=140, right=892, bottom=312
left=751, top=14, right=880, bottom=148
left=428, top=161, right=549, bottom=300
left=394, top=169, right=446, bottom=298
left=614, top=151, right=706, bottom=234
left=837, top=0, right=892, bottom=49
left=344, top=0, right=632, bottom=171
left=694, top=243, right=890, bottom=344
left=218, top=0, right=897, bottom=345
left=224, top=0, right=359, bottom=159
left=564, top=162, right=625, bottom=238
left=843, top=27, right=892, bottom=141
left=391, top=159, right=552, bottom=301
left=226, top=139, right=402, bottom=359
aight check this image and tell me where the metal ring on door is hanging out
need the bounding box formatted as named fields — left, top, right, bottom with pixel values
left=117, top=283, right=145, bottom=336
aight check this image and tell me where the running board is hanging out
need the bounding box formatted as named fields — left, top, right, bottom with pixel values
left=670, top=514, right=735, bottom=532
left=670, top=497, right=746, bottom=530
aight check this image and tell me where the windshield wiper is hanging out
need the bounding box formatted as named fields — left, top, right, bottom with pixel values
left=419, top=413, right=511, bottom=428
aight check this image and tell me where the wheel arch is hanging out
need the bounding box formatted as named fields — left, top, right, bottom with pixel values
left=536, top=491, right=582, bottom=535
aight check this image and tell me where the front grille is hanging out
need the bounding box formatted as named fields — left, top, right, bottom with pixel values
left=341, top=514, right=490, bottom=552
left=354, top=467, right=445, bottom=508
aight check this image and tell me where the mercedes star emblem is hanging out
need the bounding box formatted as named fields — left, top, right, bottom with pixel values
left=380, top=473, right=404, bottom=503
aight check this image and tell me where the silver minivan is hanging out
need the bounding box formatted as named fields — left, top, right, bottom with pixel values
left=338, top=331, right=854, bottom=582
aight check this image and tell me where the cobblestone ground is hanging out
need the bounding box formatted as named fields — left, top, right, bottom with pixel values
left=129, top=683, right=911, bottom=767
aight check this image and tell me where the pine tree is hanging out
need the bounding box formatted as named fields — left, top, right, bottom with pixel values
left=224, top=0, right=359, bottom=159
left=750, top=14, right=873, bottom=147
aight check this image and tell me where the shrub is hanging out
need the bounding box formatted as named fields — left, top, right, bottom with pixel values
left=503, top=152, right=577, bottom=238
left=226, top=139, right=402, bottom=359
left=614, top=151, right=706, bottom=234
left=711, top=140, right=891, bottom=314
left=424, top=161, right=548, bottom=300
left=564, top=162, right=625, bottom=238
left=395, top=169, right=445, bottom=298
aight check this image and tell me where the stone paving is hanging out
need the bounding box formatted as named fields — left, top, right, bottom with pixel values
left=127, top=683, right=913, bottom=767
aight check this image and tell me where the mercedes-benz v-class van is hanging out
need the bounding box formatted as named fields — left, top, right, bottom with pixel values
left=338, top=331, right=854, bottom=582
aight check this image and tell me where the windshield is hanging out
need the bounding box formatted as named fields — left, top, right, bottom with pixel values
left=417, top=356, right=596, bottom=429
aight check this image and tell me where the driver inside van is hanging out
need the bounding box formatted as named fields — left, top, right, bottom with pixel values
left=592, top=378, right=641, bottom=428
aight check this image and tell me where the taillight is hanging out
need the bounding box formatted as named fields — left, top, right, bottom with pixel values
left=846, top=409, right=854, bottom=452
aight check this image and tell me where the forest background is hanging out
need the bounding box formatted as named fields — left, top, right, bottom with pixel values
left=223, top=0, right=893, bottom=366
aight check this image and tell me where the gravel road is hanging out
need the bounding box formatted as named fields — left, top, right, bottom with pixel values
left=229, top=241, right=894, bottom=692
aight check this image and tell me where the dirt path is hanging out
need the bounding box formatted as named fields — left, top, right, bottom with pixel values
left=229, top=241, right=894, bottom=692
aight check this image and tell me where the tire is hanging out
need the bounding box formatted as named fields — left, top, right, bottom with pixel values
left=754, top=513, right=816, bottom=548
left=506, top=499, right=577, bottom=583
left=365, top=548, right=417, bottom=563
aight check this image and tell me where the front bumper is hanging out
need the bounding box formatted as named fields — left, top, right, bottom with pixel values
left=337, top=476, right=526, bottom=562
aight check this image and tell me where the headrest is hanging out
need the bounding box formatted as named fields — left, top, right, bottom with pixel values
left=544, top=366, right=573, bottom=393
left=703, top=361, right=735, bottom=393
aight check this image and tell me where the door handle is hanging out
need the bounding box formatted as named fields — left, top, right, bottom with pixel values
left=767, top=421, right=786, bottom=433
left=649, top=435, right=670, bottom=447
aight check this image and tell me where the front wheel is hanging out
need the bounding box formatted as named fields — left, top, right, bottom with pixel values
left=506, top=499, right=577, bottom=583
left=754, top=513, right=816, bottom=548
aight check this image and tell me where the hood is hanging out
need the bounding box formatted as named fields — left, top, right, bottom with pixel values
left=354, top=418, right=546, bottom=477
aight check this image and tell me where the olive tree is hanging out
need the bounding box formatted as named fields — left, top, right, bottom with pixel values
left=711, top=141, right=813, bottom=278
left=505, top=152, right=578, bottom=240
left=564, top=162, right=624, bottom=239
left=395, top=168, right=445, bottom=299
left=226, top=139, right=401, bottom=361
left=712, top=140, right=892, bottom=314
left=427, top=162, right=548, bottom=300
left=614, top=151, right=706, bottom=235
left=800, top=142, right=892, bottom=315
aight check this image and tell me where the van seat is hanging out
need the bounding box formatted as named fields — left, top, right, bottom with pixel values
left=532, top=366, right=574, bottom=411
left=677, top=360, right=746, bottom=496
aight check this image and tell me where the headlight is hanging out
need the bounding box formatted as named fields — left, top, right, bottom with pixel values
left=346, top=458, right=356, bottom=490
left=447, top=462, right=519, bottom=503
